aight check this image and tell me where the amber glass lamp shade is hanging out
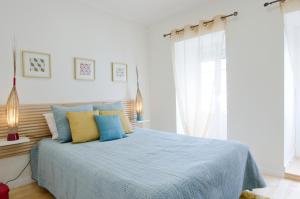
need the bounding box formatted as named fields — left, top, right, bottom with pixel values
left=7, top=47, right=20, bottom=141
left=135, top=66, right=144, bottom=121
left=135, top=88, right=143, bottom=121
left=7, top=84, right=20, bottom=141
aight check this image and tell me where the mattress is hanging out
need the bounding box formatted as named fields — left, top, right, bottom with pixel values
left=31, top=128, right=265, bottom=199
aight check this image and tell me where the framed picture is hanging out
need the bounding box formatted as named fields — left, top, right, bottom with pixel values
left=112, top=63, right=127, bottom=82
left=74, top=57, right=95, bottom=80
left=22, top=51, right=51, bottom=78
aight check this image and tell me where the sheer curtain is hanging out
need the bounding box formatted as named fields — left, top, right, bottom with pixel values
left=171, top=17, right=227, bottom=139
left=282, top=0, right=300, bottom=163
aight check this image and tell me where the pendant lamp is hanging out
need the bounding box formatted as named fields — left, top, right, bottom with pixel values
left=6, top=48, right=20, bottom=141
left=135, top=66, right=143, bottom=121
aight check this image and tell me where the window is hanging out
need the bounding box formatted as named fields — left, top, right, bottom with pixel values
left=173, top=31, right=227, bottom=139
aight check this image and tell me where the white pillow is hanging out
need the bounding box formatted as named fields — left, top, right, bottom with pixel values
left=43, top=112, right=59, bottom=140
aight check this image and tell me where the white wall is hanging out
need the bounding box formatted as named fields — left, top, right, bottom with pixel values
left=148, top=0, right=285, bottom=176
left=0, top=155, right=33, bottom=188
left=0, top=0, right=150, bottom=187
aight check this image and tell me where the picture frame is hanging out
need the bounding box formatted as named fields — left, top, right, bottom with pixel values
left=22, top=51, right=51, bottom=78
left=74, top=57, right=95, bottom=80
left=112, top=63, right=127, bottom=82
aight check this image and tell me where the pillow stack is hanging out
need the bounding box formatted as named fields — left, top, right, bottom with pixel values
left=43, top=102, right=133, bottom=143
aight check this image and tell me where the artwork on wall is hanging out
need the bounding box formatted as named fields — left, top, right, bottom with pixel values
left=74, top=57, right=95, bottom=80
left=22, top=51, right=51, bottom=78
left=112, top=63, right=127, bottom=82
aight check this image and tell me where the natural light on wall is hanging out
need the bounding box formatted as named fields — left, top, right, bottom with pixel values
left=173, top=30, right=227, bottom=140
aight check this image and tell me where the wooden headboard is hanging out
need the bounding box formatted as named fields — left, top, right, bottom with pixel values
left=0, top=100, right=136, bottom=159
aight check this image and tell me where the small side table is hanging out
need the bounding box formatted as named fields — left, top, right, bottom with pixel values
left=0, top=137, right=30, bottom=147
left=136, top=120, right=150, bottom=128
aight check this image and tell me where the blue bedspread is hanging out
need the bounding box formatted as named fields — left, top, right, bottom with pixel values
left=31, top=128, right=265, bottom=199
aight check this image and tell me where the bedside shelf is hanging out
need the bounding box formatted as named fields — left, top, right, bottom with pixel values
left=136, top=120, right=150, bottom=124
left=0, top=137, right=30, bottom=147
left=136, top=120, right=150, bottom=128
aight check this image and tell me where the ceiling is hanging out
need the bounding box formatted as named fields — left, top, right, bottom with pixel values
left=80, top=0, right=210, bottom=26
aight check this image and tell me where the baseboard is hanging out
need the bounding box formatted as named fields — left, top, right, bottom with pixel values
left=284, top=172, right=300, bottom=182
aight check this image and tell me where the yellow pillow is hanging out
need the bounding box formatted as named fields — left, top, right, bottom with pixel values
left=66, top=111, right=99, bottom=143
left=99, top=110, right=132, bottom=133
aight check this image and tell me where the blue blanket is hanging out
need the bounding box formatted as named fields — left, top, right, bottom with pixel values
left=31, top=128, right=265, bottom=199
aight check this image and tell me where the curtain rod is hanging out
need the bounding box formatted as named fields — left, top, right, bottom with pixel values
left=264, top=0, right=285, bottom=7
left=163, top=11, right=238, bottom=38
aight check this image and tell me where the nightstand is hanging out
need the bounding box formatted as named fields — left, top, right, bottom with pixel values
left=136, top=120, right=150, bottom=128
left=0, top=137, right=30, bottom=147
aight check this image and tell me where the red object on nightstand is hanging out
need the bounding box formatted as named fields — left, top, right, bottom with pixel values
left=7, top=133, right=19, bottom=141
left=0, top=183, right=9, bottom=199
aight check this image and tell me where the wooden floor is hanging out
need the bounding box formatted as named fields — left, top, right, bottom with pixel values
left=254, top=175, right=300, bottom=199
left=285, top=158, right=300, bottom=181
left=9, top=183, right=54, bottom=199
left=9, top=175, right=300, bottom=199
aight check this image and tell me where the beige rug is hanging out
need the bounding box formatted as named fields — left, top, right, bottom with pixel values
left=240, top=191, right=270, bottom=199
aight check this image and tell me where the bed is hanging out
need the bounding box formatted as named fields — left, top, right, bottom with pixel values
left=31, top=128, right=265, bottom=199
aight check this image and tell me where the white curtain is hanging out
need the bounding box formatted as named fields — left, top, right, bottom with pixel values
left=171, top=16, right=227, bottom=139
left=283, top=1, right=300, bottom=162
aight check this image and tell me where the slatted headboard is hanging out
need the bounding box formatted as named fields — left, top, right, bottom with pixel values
left=0, top=100, right=136, bottom=159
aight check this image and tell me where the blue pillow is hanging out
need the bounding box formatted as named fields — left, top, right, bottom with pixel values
left=52, top=105, right=93, bottom=143
left=93, top=102, right=123, bottom=111
left=95, top=115, right=127, bottom=142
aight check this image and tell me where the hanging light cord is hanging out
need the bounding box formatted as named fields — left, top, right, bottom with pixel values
left=5, top=159, right=31, bottom=185
left=13, top=48, right=17, bottom=87
left=136, top=66, right=140, bottom=89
